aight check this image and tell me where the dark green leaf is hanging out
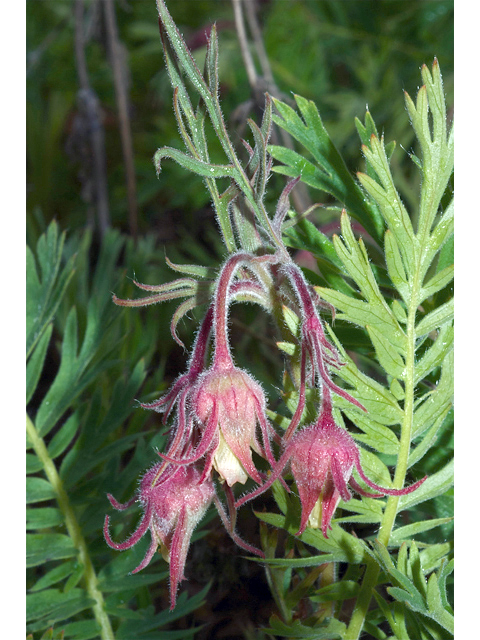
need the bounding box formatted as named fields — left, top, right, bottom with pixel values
left=58, top=620, right=101, bottom=640
left=27, top=507, right=64, bottom=530
left=27, top=533, right=77, bottom=567
left=47, top=413, right=80, bottom=460
left=29, top=560, right=78, bottom=592
left=27, top=453, right=44, bottom=474
left=35, top=305, right=115, bottom=438
left=271, top=95, right=383, bottom=241
left=26, top=221, right=76, bottom=359
left=27, top=323, right=53, bottom=404
left=26, top=588, right=94, bottom=626
left=264, top=614, right=346, bottom=638
left=310, top=580, right=360, bottom=602
left=27, top=477, right=56, bottom=503
left=115, top=582, right=210, bottom=638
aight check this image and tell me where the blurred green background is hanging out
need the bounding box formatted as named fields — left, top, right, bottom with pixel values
left=26, top=0, right=453, bottom=245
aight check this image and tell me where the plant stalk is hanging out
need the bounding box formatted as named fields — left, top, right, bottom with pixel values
left=26, top=414, right=115, bottom=640
left=345, top=274, right=420, bottom=639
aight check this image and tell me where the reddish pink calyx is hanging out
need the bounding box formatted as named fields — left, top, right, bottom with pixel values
left=104, top=463, right=214, bottom=610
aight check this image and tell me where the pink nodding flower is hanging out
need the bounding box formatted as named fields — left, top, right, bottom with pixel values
left=236, top=388, right=427, bottom=537
left=158, top=253, right=277, bottom=486
left=284, top=263, right=366, bottom=405
left=104, top=462, right=215, bottom=610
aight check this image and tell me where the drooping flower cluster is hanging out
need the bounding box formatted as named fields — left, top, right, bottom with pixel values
left=105, top=184, right=426, bottom=608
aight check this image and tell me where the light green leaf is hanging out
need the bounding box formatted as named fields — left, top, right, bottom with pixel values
left=412, top=351, right=453, bottom=438
left=255, top=511, right=367, bottom=563
left=390, top=378, right=405, bottom=400
left=387, top=586, right=427, bottom=614
left=389, top=518, right=454, bottom=547
left=414, top=323, right=453, bottom=383
left=419, top=265, right=454, bottom=302
left=384, top=230, right=410, bottom=304
left=335, top=496, right=384, bottom=524
left=154, top=146, right=237, bottom=179
left=366, top=324, right=406, bottom=379
left=282, top=303, right=301, bottom=335
left=428, top=200, right=454, bottom=260
left=357, top=448, right=395, bottom=487
left=357, top=165, right=415, bottom=275
left=372, top=592, right=409, bottom=640
left=271, top=95, right=383, bottom=241
left=319, top=213, right=407, bottom=352
left=436, top=558, right=454, bottom=612
left=347, top=411, right=400, bottom=455
left=408, top=61, right=454, bottom=240
left=398, top=460, right=453, bottom=511
left=325, top=329, right=404, bottom=425
left=408, top=405, right=451, bottom=468
left=426, top=573, right=455, bottom=634
left=416, top=299, right=454, bottom=336
left=420, top=542, right=453, bottom=574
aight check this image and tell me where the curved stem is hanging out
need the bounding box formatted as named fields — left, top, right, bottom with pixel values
left=27, top=414, right=115, bottom=640
left=213, top=252, right=254, bottom=369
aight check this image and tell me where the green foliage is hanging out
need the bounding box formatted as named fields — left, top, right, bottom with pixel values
left=26, top=0, right=453, bottom=240
left=255, top=59, right=453, bottom=640
left=26, top=224, right=211, bottom=639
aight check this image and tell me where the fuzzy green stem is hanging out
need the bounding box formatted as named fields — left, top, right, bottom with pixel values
left=156, top=0, right=288, bottom=256
left=26, top=414, right=115, bottom=640
left=345, top=279, right=420, bottom=640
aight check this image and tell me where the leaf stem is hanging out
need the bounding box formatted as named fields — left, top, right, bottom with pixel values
left=26, top=414, right=115, bottom=640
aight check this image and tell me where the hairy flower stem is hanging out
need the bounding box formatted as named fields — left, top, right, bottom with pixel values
left=27, top=414, right=115, bottom=640
left=345, top=283, right=420, bottom=640
left=213, top=252, right=256, bottom=370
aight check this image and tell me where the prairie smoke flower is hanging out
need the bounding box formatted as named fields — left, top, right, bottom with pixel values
left=236, top=390, right=426, bottom=537
left=104, top=462, right=215, bottom=610
left=159, top=252, right=277, bottom=486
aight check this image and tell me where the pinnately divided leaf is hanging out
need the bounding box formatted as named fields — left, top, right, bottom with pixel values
left=26, top=221, right=76, bottom=359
